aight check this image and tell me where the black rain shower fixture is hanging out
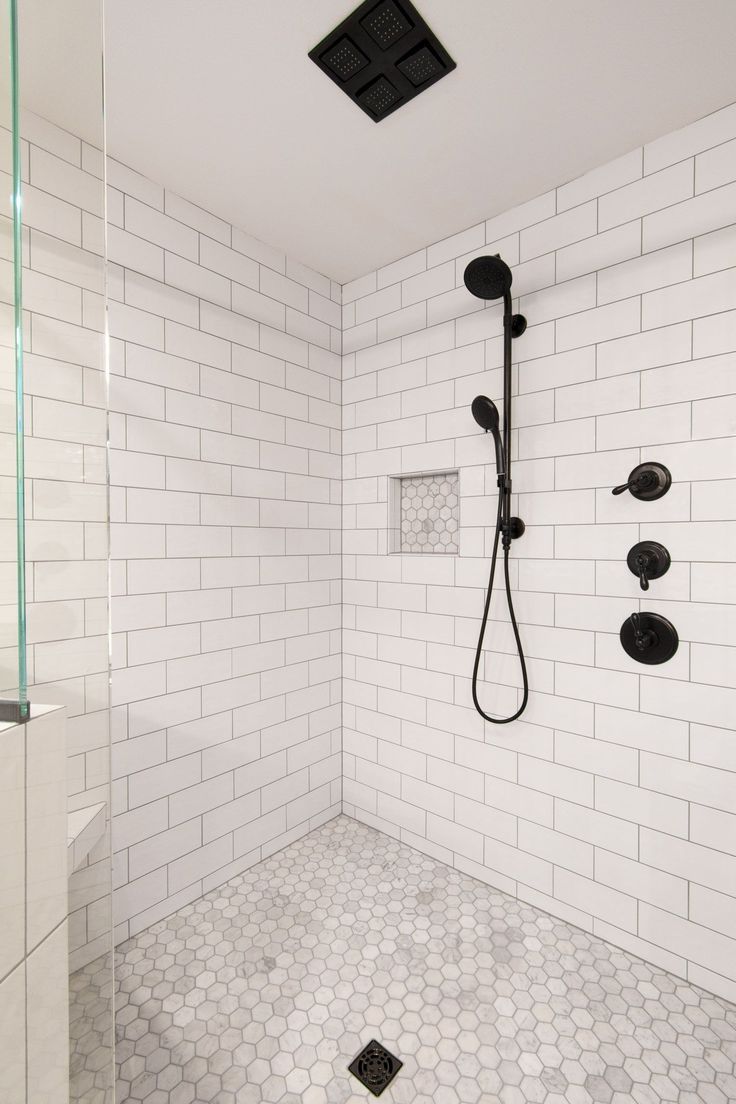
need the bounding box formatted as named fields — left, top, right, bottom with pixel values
left=463, top=255, right=527, bottom=337
left=467, top=255, right=529, bottom=726
left=309, top=0, right=456, bottom=122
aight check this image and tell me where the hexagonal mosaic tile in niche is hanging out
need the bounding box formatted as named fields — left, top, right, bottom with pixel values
left=400, top=471, right=459, bottom=553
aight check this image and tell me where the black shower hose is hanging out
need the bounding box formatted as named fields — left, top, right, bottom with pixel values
left=471, top=492, right=529, bottom=724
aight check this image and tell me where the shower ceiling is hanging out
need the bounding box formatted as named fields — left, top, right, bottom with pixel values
left=25, top=0, right=736, bottom=282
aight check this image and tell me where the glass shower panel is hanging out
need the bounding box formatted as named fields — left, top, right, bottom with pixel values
left=0, top=0, right=29, bottom=720
left=17, top=0, right=113, bottom=1099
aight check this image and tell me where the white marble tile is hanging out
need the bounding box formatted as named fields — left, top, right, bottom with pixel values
left=115, top=815, right=736, bottom=1104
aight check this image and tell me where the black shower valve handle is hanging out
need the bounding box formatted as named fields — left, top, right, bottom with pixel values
left=630, top=612, right=656, bottom=652
left=627, top=540, right=671, bottom=591
left=635, top=553, right=650, bottom=591
left=612, top=462, right=672, bottom=501
left=620, top=610, right=678, bottom=664
left=612, top=471, right=656, bottom=496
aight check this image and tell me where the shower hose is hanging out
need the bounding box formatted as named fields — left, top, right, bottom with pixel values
left=471, top=492, right=529, bottom=724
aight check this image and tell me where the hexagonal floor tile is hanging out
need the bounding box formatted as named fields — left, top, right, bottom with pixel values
left=115, top=815, right=736, bottom=1103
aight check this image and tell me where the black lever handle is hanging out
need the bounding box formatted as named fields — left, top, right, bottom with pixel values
left=627, top=540, right=671, bottom=591
left=611, top=462, right=672, bottom=501
left=612, top=471, right=656, bottom=496
left=630, top=612, right=656, bottom=652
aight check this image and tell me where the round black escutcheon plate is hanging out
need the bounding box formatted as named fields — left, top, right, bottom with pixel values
left=620, top=611, right=679, bottom=665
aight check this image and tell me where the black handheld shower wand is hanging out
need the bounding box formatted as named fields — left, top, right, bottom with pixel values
left=465, top=256, right=528, bottom=724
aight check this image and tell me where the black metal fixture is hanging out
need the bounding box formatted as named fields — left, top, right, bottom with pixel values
left=348, top=1040, right=402, bottom=1096
left=620, top=611, right=679, bottom=665
left=627, top=540, right=671, bottom=591
left=612, top=461, right=672, bottom=501
left=309, top=0, right=456, bottom=122
left=464, top=256, right=527, bottom=336
left=468, top=256, right=528, bottom=725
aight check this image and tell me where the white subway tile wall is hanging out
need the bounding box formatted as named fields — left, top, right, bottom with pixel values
left=1, top=112, right=111, bottom=971
left=9, top=100, right=736, bottom=1004
left=107, top=163, right=343, bottom=942
left=341, top=101, right=736, bottom=1003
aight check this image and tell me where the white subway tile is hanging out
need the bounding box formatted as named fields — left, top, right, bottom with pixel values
left=556, top=297, right=640, bottom=352
left=643, top=268, right=736, bottom=329
left=377, top=249, right=427, bottom=290
left=557, top=149, right=642, bottom=211
left=643, top=180, right=736, bottom=253
left=557, top=374, right=639, bottom=421
left=693, top=393, right=736, bottom=439
left=640, top=752, right=735, bottom=813
left=518, top=418, right=595, bottom=459
left=555, top=800, right=638, bottom=858
left=596, top=778, right=688, bottom=837
left=518, top=820, right=592, bottom=877
left=694, top=224, right=736, bottom=278
left=484, top=191, right=556, bottom=242
left=596, top=402, right=690, bottom=450
left=599, top=241, right=692, bottom=305
left=596, top=851, right=687, bottom=916
left=639, top=903, right=736, bottom=981
left=521, top=275, right=596, bottom=325
left=556, top=221, right=641, bottom=284
left=555, top=868, right=637, bottom=931
left=644, top=102, right=736, bottom=173
left=427, top=223, right=485, bottom=268
left=520, top=203, right=597, bottom=261
left=599, top=161, right=693, bottom=231
left=401, top=262, right=455, bottom=307
left=696, top=134, right=736, bottom=192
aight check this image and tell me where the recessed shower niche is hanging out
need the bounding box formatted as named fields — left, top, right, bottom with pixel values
left=389, top=471, right=459, bottom=553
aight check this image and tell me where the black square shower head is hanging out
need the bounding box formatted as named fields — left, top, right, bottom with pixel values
left=309, top=0, right=456, bottom=122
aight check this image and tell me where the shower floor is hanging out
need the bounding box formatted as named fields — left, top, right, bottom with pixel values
left=115, top=814, right=736, bottom=1104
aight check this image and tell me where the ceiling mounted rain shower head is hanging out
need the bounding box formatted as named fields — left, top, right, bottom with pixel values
left=464, top=255, right=513, bottom=301
left=309, top=0, right=456, bottom=122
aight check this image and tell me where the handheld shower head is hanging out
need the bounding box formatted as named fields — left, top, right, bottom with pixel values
left=471, top=395, right=505, bottom=475
left=463, top=255, right=513, bottom=301
left=471, top=394, right=499, bottom=432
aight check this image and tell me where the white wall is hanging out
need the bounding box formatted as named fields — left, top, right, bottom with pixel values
left=1, top=110, right=112, bottom=971
left=341, top=101, right=736, bottom=1003
left=107, top=164, right=343, bottom=941
left=10, top=96, right=736, bottom=1007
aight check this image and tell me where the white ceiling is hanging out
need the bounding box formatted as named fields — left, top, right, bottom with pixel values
left=24, top=0, right=736, bottom=283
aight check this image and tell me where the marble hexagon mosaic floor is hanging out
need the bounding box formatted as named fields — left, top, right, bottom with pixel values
left=115, top=815, right=736, bottom=1104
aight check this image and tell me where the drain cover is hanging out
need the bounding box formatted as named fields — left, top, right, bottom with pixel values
left=348, top=1040, right=402, bottom=1097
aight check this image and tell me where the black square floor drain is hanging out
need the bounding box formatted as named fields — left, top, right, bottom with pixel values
left=348, top=1040, right=402, bottom=1096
